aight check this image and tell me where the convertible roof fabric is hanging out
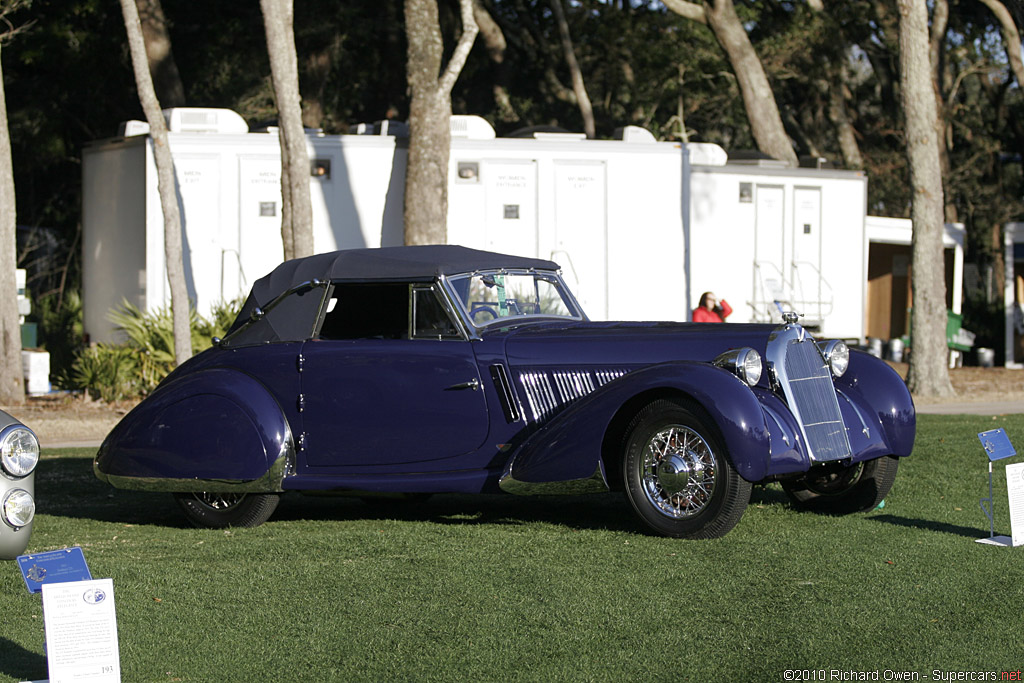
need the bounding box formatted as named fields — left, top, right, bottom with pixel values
left=224, top=245, right=561, bottom=345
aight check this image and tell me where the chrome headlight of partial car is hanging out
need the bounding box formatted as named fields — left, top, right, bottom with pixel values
left=713, top=347, right=763, bottom=387
left=818, top=339, right=850, bottom=378
left=2, top=488, right=35, bottom=528
left=1, top=425, right=40, bottom=478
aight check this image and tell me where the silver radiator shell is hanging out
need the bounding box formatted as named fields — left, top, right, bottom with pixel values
left=767, top=324, right=852, bottom=462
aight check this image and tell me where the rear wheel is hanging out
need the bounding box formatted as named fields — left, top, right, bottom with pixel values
left=622, top=399, right=751, bottom=539
left=782, top=455, right=898, bottom=514
left=173, top=492, right=280, bottom=528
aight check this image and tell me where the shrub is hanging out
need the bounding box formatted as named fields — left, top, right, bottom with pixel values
left=72, top=299, right=242, bottom=401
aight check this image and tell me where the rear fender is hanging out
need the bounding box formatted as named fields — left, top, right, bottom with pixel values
left=501, top=362, right=772, bottom=491
left=94, top=369, right=293, bottom=492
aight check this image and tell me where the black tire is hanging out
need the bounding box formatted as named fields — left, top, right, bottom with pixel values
left=622, top=399, right=751, bottom=539
left=781, top=455, right=899, bottom=514
left=173, top=492, right=280, bottom=528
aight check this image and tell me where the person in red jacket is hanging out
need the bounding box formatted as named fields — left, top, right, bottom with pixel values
left=693, top=291, right=732, bottom=323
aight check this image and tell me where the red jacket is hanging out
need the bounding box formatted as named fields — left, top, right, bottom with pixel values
left=692, top=299, right=732, bottom=323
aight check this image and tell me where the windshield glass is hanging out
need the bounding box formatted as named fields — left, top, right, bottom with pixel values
left=447, top=270, right=583, bottom=327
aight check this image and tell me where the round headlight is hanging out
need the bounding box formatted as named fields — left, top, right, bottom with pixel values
left=713, top=347, right=763, bottom=387
left=820, top=340, right=850, bottom=378
left=3, top=488, right=35, bottom=528
left=1, top=426, right=40, bottom=477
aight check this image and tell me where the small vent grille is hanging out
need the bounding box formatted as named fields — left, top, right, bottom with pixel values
left=519, top=372, right=560, bottom=421
left=783, top=339, right=852, bottom=461
left=517, top=368, right=631, bottom=422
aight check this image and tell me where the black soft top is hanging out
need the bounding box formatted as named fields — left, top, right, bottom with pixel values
left=224, top=245, right=560, bottom=345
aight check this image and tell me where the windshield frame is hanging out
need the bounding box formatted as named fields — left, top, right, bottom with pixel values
left=440, top=268, right=587, bottom=337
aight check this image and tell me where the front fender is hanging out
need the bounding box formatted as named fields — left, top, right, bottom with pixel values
left=833, top=350, right=916, bottom=459
left=502, top=362, right=772, bottom=490
left=94, top=368, right=293, bottom=492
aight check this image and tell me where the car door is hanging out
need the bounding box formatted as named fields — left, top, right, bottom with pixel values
left=298, top=282, right=490, bottom=469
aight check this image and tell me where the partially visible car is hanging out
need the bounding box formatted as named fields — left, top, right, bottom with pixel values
left=0, top=410, right=38, bottom=559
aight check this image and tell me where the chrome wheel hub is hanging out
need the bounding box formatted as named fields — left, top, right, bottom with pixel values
left=641, top=425, right=717, bottom=518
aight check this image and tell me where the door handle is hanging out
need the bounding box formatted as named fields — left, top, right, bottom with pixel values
left=446, top=378, right=480, bottom=391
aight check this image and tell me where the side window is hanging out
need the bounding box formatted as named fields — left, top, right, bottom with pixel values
left=412, top=286, right=463, bottom=340
left=318, top=283, right=410, bottom=340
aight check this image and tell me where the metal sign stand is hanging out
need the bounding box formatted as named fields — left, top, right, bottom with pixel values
left=977, top=428, right=1016, bottom=547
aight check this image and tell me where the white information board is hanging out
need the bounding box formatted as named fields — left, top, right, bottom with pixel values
left=1006, top=462, right=1024, bottom=547
left=41, top=578, right=121, bottom=682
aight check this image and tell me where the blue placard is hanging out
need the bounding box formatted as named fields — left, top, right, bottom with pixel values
left=16, top=547, right=93, bottom=594
left=978, top=428, right=1017, bottom=462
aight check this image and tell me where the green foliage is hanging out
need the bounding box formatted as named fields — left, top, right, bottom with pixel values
left=4, top=415, right=1024, bottom=681
left=70, top=342, right=142, bottom=403
left=70, top=299, right=241, bottom=402
left=32, top=290, right=83, bottom=389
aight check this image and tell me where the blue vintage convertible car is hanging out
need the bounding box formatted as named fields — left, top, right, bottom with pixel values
left=95, top=245, right=915, bottom=538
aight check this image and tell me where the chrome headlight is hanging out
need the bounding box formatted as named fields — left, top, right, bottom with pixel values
left=1, top=426, right=40, bottom=477
left=819, top=340, right=850, bottom=378
left=713, top=347, right=763, bottom=387
left=2, top=488, right=35, bottom=528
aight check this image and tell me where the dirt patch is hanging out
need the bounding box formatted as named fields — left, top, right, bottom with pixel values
left=887, top=363, right=1024, bottom=405
left=1, top=395, right=135, bottom=445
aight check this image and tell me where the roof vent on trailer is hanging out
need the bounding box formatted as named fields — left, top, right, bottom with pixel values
left=164, top=108, right=248, bottom=134
left=450, top=115, right=495, bottom=140
left=612, top=125, right=656, bottom=143
left=116, top=108, right=249, bottom=137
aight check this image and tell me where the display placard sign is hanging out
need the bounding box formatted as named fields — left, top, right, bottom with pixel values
left=17, top=547, right=93, bottom=594
left=41, top=578, right=121, bottom=682
left=1006, top=462, right=1024, bottom=547
left=978, top=428, right=1016, bottom=461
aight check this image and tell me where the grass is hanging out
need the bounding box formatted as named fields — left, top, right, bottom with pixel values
left=3, top=414, right=1024, bottom=682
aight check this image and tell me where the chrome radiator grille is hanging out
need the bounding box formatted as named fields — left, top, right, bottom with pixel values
left=779, top=336, right=852, bottom=462
left=516, top=368, right=630, bottom=422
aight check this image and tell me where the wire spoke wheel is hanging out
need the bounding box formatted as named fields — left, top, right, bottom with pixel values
left=192, top=492, right=246, bottom=511
left=782, top=456, right=899, bottom=514
left=641, top=425, right=717, bottom=518
left=623, top=399, right=750, bottom=539
left=173, top=491, right=280, bottom=528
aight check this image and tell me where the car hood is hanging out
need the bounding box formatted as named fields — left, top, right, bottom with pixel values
left=490, top=320, right=782, bottom=367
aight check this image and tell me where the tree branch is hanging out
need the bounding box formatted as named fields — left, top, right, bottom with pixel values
left=662, top=0, right=707, bottom=24
left=438, top=0, right=479, bottom=97
left=977, top=0, right=1024, bottom=90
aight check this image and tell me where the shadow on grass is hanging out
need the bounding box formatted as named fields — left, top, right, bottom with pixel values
left=35, top=455, right=191, bottom=528
left=869, top=513, right=985, bottom=539
left=0, top=637, right=46, bottom=682
left=37, top=454, right=644, bottom=534
left=273, top=491, right=644, bottom=534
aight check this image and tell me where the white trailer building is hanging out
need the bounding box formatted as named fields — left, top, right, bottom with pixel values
left=82, top=108, right=904, bottom=345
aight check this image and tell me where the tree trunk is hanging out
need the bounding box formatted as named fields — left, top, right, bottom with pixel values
left=261, top=0, right=314, bottom=261
left=898, top=0, right=954, bottom=398
left=119, top=0, right=192, bottom=367
left=928, top=0, right=958, bottom=223
left=664, top=0, right=797, bottom=166
left=403, top=0, right=477, bottom=245
left=550, top=0, right=595, bottom=138
left=136, top=0, right=186, bottom=108
left=472, top=0, right=518, bottom=123
left=0, top=43, right=24, bottom=405
left=827, top=61, right=864, bottom=170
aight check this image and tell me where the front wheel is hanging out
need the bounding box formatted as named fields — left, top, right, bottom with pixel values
left=622, top=399, right=751, bottom=539
left=173, top=492, right=280, bottom=528
left=781, top=455, right=899, bottom=514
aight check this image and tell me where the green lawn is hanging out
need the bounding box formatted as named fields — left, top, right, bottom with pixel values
left=3, top=414, right=1024, bottom=682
